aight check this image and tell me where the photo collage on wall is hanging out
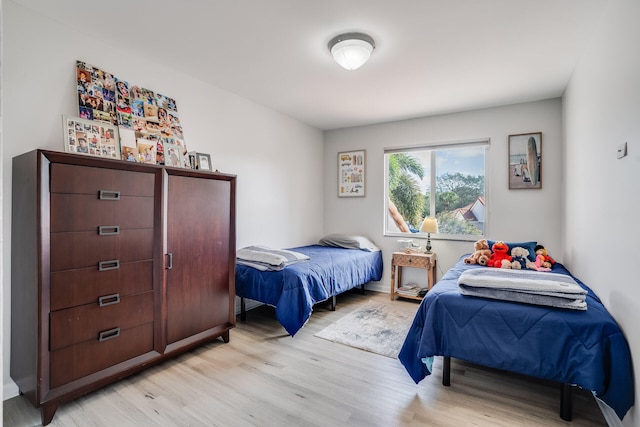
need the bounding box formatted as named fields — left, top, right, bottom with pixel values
left=75, top=60, right=188, bottom=167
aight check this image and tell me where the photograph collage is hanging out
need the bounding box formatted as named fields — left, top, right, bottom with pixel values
left=63, top=117, right=120, bottom=159
left=75, top=60, right=193, bottom=168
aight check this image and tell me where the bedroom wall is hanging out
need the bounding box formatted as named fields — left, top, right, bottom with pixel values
left=1, top=2, right=324, bottom=398
left=323, top=99, right=564, bottom=294
left=563, top=0, right=639, bottom=424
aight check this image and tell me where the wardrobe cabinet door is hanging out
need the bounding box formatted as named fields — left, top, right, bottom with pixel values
left=165, top=173, right=233, bottom=345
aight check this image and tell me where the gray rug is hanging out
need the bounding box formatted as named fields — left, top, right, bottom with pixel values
left=314, top=301, right=417, bottom=358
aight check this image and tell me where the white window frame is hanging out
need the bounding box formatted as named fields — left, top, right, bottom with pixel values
left=384, top=139, right=490, bottom=242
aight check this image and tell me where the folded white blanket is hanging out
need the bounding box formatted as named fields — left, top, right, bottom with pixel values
left=237, top=246, right=310, bottom=271
left=458, top=268, right=587, bottom=310
left=458, top=268, right=586, bottom=295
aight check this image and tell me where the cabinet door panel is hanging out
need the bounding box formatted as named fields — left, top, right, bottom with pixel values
left=166, top=175, right=231, bottom=344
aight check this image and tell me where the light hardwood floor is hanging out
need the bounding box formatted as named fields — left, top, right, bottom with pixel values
left=4, top=290, right=606, bottom=426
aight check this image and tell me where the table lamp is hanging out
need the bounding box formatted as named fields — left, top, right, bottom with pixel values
left=420, top=217, right=438, bottom=254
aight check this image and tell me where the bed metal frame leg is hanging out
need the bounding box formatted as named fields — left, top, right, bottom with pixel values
left=240, top=297, right=246, bottom=321
left=560, top=383, right=574, bottom=421
left=442, top=356, right=451, bottom=386
left=440, top=356, right=573, bottom=421
left=360, top=283, right=366, bottom=295
left=330, top=295, right=336, bottom=311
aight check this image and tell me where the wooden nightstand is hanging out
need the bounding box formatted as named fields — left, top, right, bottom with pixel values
left=390, top=251, right=437, bottom=301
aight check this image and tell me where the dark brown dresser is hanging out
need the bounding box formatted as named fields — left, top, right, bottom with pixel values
left=11, top=149, right=236, bottom=425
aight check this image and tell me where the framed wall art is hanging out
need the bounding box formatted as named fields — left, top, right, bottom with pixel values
left=63, top=116, right=120, bottom=159
left=509, top=132, right=542, bottom=189
left=338, top=150, right=366, bottom=197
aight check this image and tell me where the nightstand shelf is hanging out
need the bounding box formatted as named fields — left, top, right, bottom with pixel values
left=390, top=251, right=437, bottom=301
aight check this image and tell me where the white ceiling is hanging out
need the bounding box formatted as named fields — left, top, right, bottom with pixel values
left=12, top=0, right=606, bottom=130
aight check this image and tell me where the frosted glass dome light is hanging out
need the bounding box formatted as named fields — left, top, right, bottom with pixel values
left=328, top=33, right=375, bottom=70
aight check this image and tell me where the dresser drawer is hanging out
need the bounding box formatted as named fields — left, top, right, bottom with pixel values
left=50, top=260, right=153, bottom=311
left=49, top=322, right=154, bottom=389
left=50, top=292, right=154, bottom=351
left=393, top=253, right=433, bottom=268
left=50, top=193, right=154, bottom=232
left=50, top=228, right=153, bottom=271
left=50, top=163, right=155, bottom=197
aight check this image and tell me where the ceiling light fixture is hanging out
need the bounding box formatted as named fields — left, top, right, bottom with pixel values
left=328, top=32, right=375, bottom=71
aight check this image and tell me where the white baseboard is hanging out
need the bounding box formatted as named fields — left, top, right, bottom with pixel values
left=366, top=282, right=386, bottom=294
left=3, top=379, right=19, bottom=401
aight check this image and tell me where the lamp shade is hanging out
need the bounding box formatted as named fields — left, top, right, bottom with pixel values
left=328, top=33, right=375, bottom=70
left=420, top=217, right=439, bottom=234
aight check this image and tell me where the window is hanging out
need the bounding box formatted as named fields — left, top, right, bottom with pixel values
left=385, top=140, right=488, bottom=239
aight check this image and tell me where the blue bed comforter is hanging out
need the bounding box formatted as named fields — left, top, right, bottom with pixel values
left=398, top=255, right=634, bottom=420
left=236, top=245, right=383, bottom=336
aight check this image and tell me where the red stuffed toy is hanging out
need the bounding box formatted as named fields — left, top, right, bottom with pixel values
left=487, top=241, right=512, bottom=268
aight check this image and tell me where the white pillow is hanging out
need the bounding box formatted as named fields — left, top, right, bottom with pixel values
left=318, top=234, right=380, bottom=252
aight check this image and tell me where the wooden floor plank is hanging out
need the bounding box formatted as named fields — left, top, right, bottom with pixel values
left=3, top=290, right=606, bottom=426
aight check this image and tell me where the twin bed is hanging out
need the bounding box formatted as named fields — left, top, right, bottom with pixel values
left=236, top=237, right=383, bottom=336
left=235, top=237, right=633, bottom=421
left=398, top=254, right=634, bottom=421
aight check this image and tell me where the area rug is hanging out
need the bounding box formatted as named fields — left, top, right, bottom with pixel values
left=314, top=301, right=416, bottom=358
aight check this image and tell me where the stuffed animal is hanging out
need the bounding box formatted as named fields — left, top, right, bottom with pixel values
left=531, top=253, right=552, bottom=271
left=464, top=239, right=491, bottom=266
left=509, top=246, right=532, bottom=270
left=534, top=245, right=556, bottom=269
left=487, top=241, right=512, bottom=268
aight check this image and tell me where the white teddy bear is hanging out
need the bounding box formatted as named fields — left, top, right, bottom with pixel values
left=509, top=246, right=535, bottom=270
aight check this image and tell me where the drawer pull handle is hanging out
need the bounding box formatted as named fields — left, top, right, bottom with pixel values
left=99, top=190, right=120, bottom=201
left=98, top=327, right=120, bottom=342
left=98, top=293, right=120, bottom=307
left=98, top=259, right=120, bottom=271
left=98, top=225, right=120, bottom=236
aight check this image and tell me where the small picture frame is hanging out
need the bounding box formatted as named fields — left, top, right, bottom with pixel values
left=63, top=115, right=120, bottom=159
left=163, top=142, right=184, bottom=168
left=196, top=152, right=212, bottom=171
left=187, top=151, right=197, bottom=169
left=338, top=150, right=365, bottom=197
left=136, top=138, right=157, bottom=164
left=509, top=132, right=542, bottom=189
